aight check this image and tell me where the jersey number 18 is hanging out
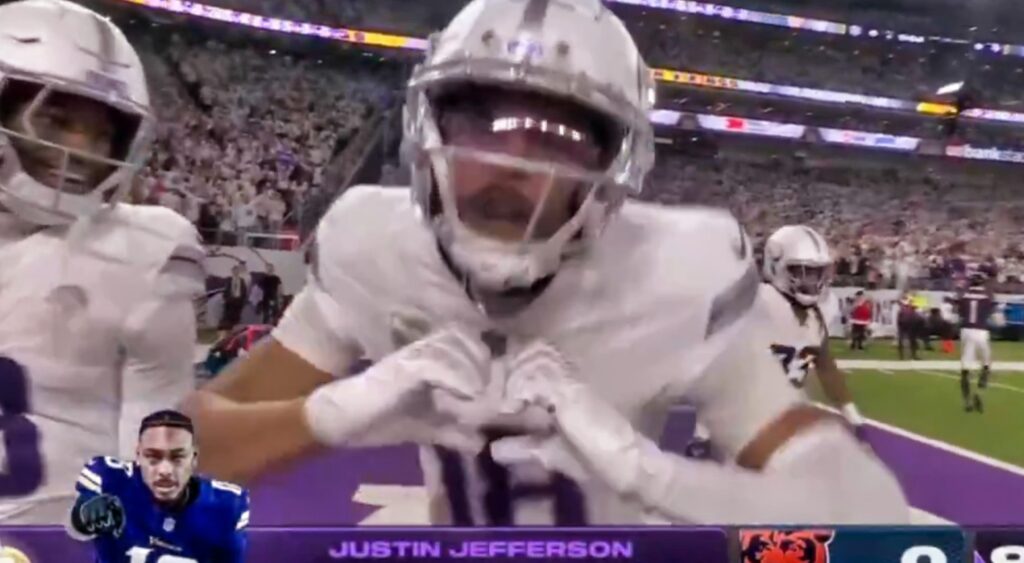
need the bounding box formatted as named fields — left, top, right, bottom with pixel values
left=435, top=429, right=587, bottom=525
left=127, top=547, right=197, bottom=563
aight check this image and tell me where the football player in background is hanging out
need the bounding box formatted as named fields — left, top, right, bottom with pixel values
left=67, top=411, right=248, bottom=563
left=759, top=226, right=865, bottom=427
left=687, top=225, right=864, bottom=458
left=185, top=0, right=908, bottom=525
left=0, top=0, right=204, bottom=523
left=956, top=272, right=995, bottom=413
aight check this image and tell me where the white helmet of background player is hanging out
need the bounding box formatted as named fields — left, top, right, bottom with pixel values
left=402, top=0, right=656, bottom=302
left=763, top=225, right=833, bottom=306
left=0, top=0, right=154, bottom=226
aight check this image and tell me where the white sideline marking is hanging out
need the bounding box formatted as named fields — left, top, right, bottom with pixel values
left=914, top=370, right=1024, bottom=395
left=817, top=404, right=1024, bottom=478
left=839, top=359, right=1024, bottom=371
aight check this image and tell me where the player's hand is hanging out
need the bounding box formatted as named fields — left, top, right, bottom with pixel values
left=493, top=340, right=654, bottom=497
left=303, top=325, right=492, bottom=451
left=78, top=494, right=126, bottom=538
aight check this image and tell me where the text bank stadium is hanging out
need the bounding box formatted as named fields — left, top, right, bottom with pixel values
left=0, top=0, right=1023, bottom=561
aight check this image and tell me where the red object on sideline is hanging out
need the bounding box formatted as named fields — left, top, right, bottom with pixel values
left=851, top=301, right=873, bottom=325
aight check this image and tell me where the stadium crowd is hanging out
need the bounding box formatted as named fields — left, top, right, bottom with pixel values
left=128, top=29, right=400, bottom=247
left=646, top=153, right=1024, bottom=291
left=97, top=2, right=1024, bottom=290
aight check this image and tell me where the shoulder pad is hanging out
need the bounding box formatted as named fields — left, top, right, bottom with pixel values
left=664, top=207, right=757, bottom=338
left=205, top=478, right=250, bottom=528
left=76, top=205, right=206, bottom=297
left=78, top=456, right=135, bottom=493
left=311, top=185, right=409, bottom=288
left=706, top=257, right=759, bottom=339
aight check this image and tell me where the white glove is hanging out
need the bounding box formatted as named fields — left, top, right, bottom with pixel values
left=492, top=343, right=910, bottom=524
left=304, top=326, right=492, bottom=452
left=842, top=402, right=866, bottom=427
left=492, top=340, right=653, bottom=496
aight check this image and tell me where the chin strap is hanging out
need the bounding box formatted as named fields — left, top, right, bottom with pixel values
left=435, top=240, right=556, bottom=317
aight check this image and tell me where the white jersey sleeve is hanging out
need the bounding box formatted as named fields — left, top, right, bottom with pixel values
left=273, top=283, right=358, bottom=375
left=686, top=320, right=803, bottom=458
left=107, top=206, right=206, bottom=457
left=655, top=211, right=801, bottom=458
left=644, top=206, right=763, bottom=388
left=272, top=187, right=400, bottom=376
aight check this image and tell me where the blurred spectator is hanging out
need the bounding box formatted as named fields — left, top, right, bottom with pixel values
left=220, top=264, right=249, bottom=339
left=256, top=265, right=283, bottom=324
left=850, top=292, right=873, bottom=350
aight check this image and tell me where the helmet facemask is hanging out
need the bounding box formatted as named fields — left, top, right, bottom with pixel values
left=782, top=262, right=832, bottom=306
left=407, top=83, right=641, bottom=308
left=0, top=76, right=153, bottom=226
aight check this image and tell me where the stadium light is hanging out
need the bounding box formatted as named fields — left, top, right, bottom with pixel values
left=936, top=82, right=964, bottom=96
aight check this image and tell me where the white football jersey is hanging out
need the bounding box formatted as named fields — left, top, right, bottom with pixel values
left=275, top=186, right=804, bottom=525
left=753, top=283, right=828, bottom=389
left=0, top=205, right=204, bottom=524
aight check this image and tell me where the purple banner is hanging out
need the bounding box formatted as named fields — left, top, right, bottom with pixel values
left=0, top=527, right=728, bottom=563
left=973, top=529, right=1024, bottom=563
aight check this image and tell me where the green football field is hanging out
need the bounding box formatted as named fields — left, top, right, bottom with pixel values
left=830, top=337, right=1024, bottom=362
left=807, top=338, right=1024, bottom=468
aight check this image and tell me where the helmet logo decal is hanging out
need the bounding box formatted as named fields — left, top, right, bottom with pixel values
left=506, top=37, right=544, bottom=61
left=84, top=70, right=127, bottom=98
left=78, top=14, right=129, bottom=97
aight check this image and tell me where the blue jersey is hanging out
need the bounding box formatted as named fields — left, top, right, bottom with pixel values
left=75, top=456, right=249, bottom=563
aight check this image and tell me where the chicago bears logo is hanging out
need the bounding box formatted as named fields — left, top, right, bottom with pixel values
left=741, top=529, right=836, bottom=563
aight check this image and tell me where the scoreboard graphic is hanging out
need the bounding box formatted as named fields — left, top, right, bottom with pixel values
left=974, top=530, right=1024, bottom=563
left=740, top=528, right=964, bottom=563
left=0, top=526, right=1019, bottom=562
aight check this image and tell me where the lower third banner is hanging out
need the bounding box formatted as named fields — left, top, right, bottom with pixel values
left=0, top=527, right=728, bottom=562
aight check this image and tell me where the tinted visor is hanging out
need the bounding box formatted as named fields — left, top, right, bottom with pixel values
left=433, top=85, right=623, bottom=242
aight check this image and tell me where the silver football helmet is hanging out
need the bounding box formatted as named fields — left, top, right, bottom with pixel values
left=763, top=225, right=833, bottom=306
left=402, top=0, right=656, bottom=301
left=0, top=0, right=155, bottom=226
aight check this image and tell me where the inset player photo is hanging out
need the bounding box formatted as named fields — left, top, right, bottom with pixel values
left=66, top=410, right=249, bottom=563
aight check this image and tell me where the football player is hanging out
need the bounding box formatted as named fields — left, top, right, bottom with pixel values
left=688, top=225, right=864, bottom=457
left=760, top=226, right=865, bottom=426
left=955, top=272, right=995, bottom=413
left=0, top=0, right=204, bottom=523
left=184, top=0, right=908, bottom=524
left=67, top=411, right=248, bottom=563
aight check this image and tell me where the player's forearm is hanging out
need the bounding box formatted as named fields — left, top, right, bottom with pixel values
left=634, top=422, right=909, bottom=524
left=206, top=338, right=338, bottom=403
left=818, top=367, right=854, bottom=406
left=184, top=391, right=322, bottom=484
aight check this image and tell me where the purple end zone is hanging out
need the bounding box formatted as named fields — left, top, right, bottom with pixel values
left=250, top=445, right=422, bottom=526
left=245, top=407, right=1024, bottom=526
left=864, top=426, right=1024, bottom=525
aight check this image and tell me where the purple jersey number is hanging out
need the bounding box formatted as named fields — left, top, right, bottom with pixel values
left=436, top=428, right=587, bottom=526
left=0, top=356, right=44, bottom=496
